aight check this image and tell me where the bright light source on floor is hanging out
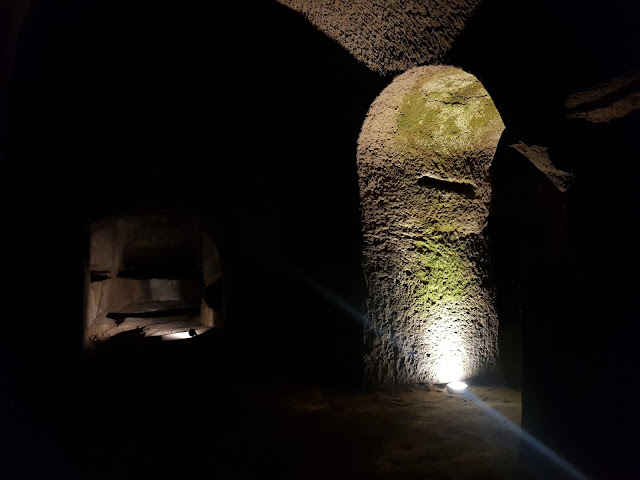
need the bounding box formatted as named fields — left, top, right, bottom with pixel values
left=446, top=381, right=468, bottom=393
left=162, top=331, right=193, bottom=341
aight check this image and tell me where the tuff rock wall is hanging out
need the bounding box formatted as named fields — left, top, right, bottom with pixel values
left=357, top=66, right=504, bottom=384
left=275, top=0, right=481, bottom=74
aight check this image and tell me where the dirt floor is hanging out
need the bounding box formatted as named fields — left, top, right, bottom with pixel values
left=245, top=382, right=524, bottom=480
left=20, top=334, right=525, bottom=480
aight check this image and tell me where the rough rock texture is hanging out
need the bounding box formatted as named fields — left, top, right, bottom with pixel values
left=565, top=70, right=640, bottom=123
left=89, top=214, right=202, bottom=277
left=276, top=0, right=481, bottom=75
left=509, top=142, right=575, bottom=192
left=88, top=277, right=201, bottom=319
left=202, top=231, right=222, bottom=286
left=357, top=66, right=504, bottom=384
left=84, top=277, right=202, bottom=341
left=201, top=231, right=222, bottom=327
left=200, top=297, right=216, bottom=328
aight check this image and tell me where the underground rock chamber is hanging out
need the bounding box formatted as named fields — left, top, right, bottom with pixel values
left=83, top=212, right=223, bottom=345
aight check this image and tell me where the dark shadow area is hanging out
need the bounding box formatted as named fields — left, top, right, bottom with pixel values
left=202, top=279, right=223, bottom=310
left=119, top=246, right=198, bottom=279
left=106, top=307, right=201, bottom=322
left=1, top=0, right=638, bottom=479
left=417, top=175, right=477, bottom=199
left=90, top=273, right=110, bottom=282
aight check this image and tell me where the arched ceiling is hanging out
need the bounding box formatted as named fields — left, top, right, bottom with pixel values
left=276, top=0, right=481, bottom=75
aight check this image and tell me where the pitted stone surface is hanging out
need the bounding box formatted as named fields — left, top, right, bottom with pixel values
left=565, top=70, right=640, bottom=123
left=357, top=66, right=504, bottom=384
left=276, top=0, right=481, bottom=75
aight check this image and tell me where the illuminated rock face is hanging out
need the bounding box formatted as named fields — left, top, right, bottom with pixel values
left=275, top=0, right=480, bottom=74
left=357, top=66, right=504, bottom=384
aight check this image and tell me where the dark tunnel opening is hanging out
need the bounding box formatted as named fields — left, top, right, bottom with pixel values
left=84, top=212, right=225, bottom=345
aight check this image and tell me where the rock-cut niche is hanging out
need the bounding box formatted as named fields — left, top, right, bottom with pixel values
left=84, top=213, right=223, bottom=345
left=357, top=65, right=504, bottom=384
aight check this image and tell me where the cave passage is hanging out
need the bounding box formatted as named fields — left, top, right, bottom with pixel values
left=84, top=213, right=223, bottom=345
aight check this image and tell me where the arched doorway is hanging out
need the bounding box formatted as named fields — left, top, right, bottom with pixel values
left=357, top=65, right=505, bottom=384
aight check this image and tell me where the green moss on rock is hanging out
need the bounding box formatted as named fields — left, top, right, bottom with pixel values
left=413, top=238, right=472, bottom=308
left=394, top=71, right=503, bottom=164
